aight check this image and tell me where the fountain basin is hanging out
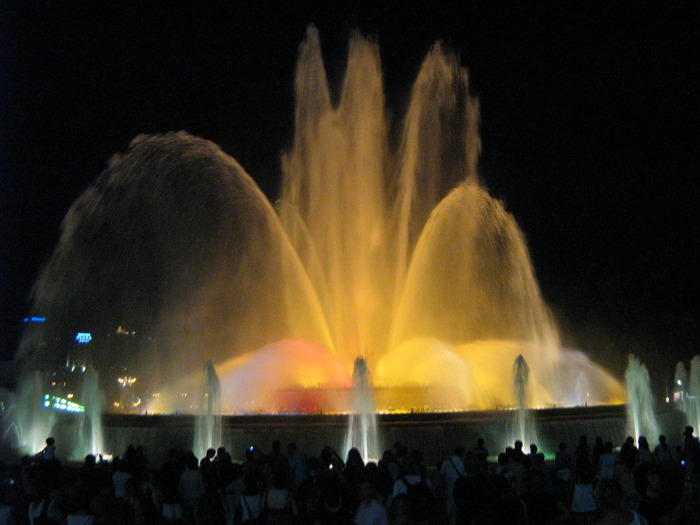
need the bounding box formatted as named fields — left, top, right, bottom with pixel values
left=3, top=405, right=684, bottom=467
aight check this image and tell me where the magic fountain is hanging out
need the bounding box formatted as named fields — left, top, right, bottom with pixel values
left=15, top=27, right=626, bottom=449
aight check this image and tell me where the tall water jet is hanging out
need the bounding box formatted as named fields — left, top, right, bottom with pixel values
left=344, top=357, right=380, bottom=462
left=510, top=355, right=538, bottom=447
left=625, top=355, right=659, bottom=440
left=688, top=356, right=700, bottom=432
left=674, top=361, right=689, bottom=416
left=194, top=360, right=222, bottom=458
left=74, top=367, right=105, bottom=458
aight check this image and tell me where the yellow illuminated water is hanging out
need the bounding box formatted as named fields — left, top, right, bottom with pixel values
left=23, top=28, right=624, bottom=414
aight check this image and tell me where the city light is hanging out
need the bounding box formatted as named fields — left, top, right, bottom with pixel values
left=75, top=332, right=92, bottom=343
left=118, top=376, right=136, bottom=387
left=43, top=394, right=85, bottom=413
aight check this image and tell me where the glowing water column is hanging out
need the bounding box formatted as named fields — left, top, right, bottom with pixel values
left=510, top=355, right=538, bottom=448
left=625, top=355, right=659, bottom=440
left=688, top=356, right=700, bottom=432
left=194, top=360, right=222, bottom=458
left=344, top=357, right=380, bottom=462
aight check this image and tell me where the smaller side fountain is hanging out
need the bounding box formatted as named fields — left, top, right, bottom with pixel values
left=625, top=355, right=660, bottom=440
left=74, top=367, right=105, bottom=458
left=674, top=361, right=689, bottom=415
left=510, top=355, right=538, bottom=448
left=344, top=357, right=380, bottom=462
left=194, top=360, right=222, bottom=459
left=14, top=372, right=56, bottom=456
left=688, top=356, right=700, bottom=432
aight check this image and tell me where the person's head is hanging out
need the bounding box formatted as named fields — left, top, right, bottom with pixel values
left=530, top=444, right=538, bottom=454
left=639, top=436, right=649, bottom=450
left=287, top=442, right=297, bottom=456
left=558, top=442, right=567, bottom=451
left=514, top=440, right=523, bottom=450
left=347, top=447, right=363, bottom=466
left=381, top=449, right=393, bottom=462
left=477, top=437, right=485, bottom=447
left=659, top=434, right=667, bottom=444
left=684, top=426, right=694, bottom=438
left=46, top=437, right=55, bottom=446
left=403, top=456, right=419, bottom=475
left=454, top=445, right=465, bottom=457
left=272, top=440, right=282, bottom=453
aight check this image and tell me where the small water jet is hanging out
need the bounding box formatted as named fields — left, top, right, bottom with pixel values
left=674, top=361, right=689, bottom=417
left=625, top=355, right=659, bottom=440
left=688, top=355, right=700, bottom=432
left=194, top=360, right=222, bottom=458
left=344, top=357, right=380, bottom=462
left=14, top=372, right=56, bottom=456
left=74, top=367, right=105, bottom=458
left=510, top=355, right=538, bottom=448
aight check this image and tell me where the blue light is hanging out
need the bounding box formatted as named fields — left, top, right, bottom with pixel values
left=23, top=317, right=46, bottom=323
left=75, top=332, right=92, bottom=344
left=43, top=394, right=85, bottom=413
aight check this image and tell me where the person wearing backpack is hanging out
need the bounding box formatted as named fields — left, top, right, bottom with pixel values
left=440, top=446, right=466, bottom=525
left=260, top=468, right=297, bottom=525
left=391, top=455, right=435, bottom=524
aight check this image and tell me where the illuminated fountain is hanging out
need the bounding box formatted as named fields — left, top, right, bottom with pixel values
left=674, top=361, right=689, bottom=415
left=193, top=360, right=222, bottom=457
left=13, top=372, right=56, bottom=456
left=74, top=367, right=105, bottom=458
left=17, top=27, right=625, bottom=416
left=0, top=370, right=104, bottom=460
left=625, top=355, right=659, bottom=440
left=688, top=356, right=700, bottom=432
left=510, top=355, right=538, bottom=447
left=344, top=357, right=380, bottom=461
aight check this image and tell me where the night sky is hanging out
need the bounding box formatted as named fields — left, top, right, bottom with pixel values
left=1, top=2, right=696, bottom=390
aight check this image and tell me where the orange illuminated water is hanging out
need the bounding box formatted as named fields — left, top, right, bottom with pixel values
left=22, top=27, right=624, bottom=414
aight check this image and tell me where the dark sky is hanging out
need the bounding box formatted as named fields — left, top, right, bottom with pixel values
left=1, top=1, right=697, bottom=388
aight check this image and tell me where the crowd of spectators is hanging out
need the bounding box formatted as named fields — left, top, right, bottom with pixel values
left=1, top=425, right=700, bottom=525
